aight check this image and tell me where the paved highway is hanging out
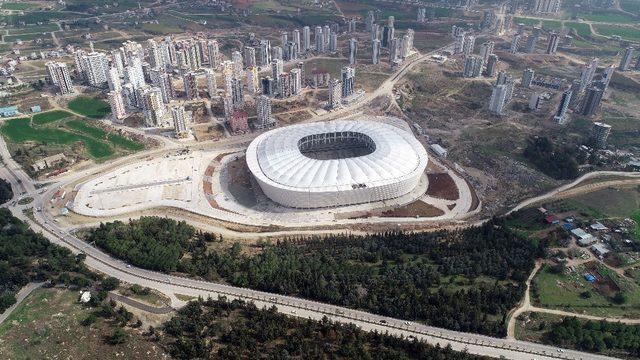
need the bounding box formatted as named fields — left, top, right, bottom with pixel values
left=0, top=139, right=616, bottom=360
left=0, top=38, right=620, bottom=360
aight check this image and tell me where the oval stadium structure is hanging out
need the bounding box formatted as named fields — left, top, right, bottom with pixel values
left=246, top=119, right=429, bottom=208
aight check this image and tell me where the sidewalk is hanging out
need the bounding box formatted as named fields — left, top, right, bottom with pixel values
left=0, top=282, right=44, bottom=325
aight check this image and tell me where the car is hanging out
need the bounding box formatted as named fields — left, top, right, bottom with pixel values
left=291, top=310, right=296, bottom=314
left=126, top=264, right=132, bottom=268
left=379, top=319, right=387, bottom=324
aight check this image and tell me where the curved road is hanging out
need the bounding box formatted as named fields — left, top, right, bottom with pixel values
left=1, top=140, right=620, bottom=360
left=0, top=37, right=624, bottom=360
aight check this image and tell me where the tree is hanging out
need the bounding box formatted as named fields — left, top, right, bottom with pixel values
left=101, top=277, right=120, bottom=291
left=86, top=217, right=540, bottom=337
left=0, top=208, right=90, bottom=313
left=81, top=313, right=98, bottom=326
left=612, top=292, right=627, bottom=304
left=580, top=291, right=592, bottom=299
left=0, top=178, right=12, bottom=205
left=523, top=136, right=579, bottom=180
left=107, top=328, right=128, bottom=345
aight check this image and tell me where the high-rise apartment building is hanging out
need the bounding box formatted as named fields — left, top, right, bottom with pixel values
left=259, top=40, right=271, bottom=66
left=619, top=46, right=634, bottom=71
left=231, top=77, right=243, bottom=108
left=418, top=8, right=426, bottom=23
left=382, top=26, right=395, bottom=48
left=591, top=122, right=611, bottom=149
left=329, top=33, right=338, bottom=53
left=256, top=95, right=275, bottom=129
left=485, top=54, right=499, bottom=77
left=529, top=93, right=541, bottom=110
left=554, top=89, right=572, bottom=124
left=366, top=10, right=375, bottom=32
left=292, top=29, right=301, bottom=50
left=463, top=55, right=483, bottom=78
left=510, top=35, right=520, bottom=54
left=207, top=40, right=220, bottom=68
left=546, top=33, right=559, bottom=54
left=141, top=87, right=166, bottom=127
left=107, top=66, right=121, bottom=92
left=580, top=84, right=604, bottom=116
left=302, top=26, right=311, bottom=52
left=329, top=79, right=342, bottom=109
left=462, top=35, right=475, bottom=56
left=171, top=106, right=188, bottom=137
left=108, top=90, right=126, bottom=121
left=479, top=41, right=494, bottom=66
left=232, top=50, right=243, bottom=76
left=524, top=33, right=539, bottom=53
left=204, top=68, right=217, bottom=98
left=246, top=66, right=259, bottom=94
left=83, top=52, right=109, bottom=86
left=315, top=26, right=324, bottom=53
left=183, top=72, right=198, bottom=100
left=372, top=39, right=381, bottom=64
left=341, top=66, right=355, bottom=98
left=149, top=68, right=173, bottom=103
left=489, top=84, right=508, bottom=115
left=349, top=38, right=358, bottom=65
left=579, top=58, right=598, bottom=93
left=522, top=68, right=535, bottom=87
left=290, top=68, right=302, bottom=95
left=532, top=0, right=561, bottom=14
left=45, top=61, right=75, bottom=95
left=125, top=56, right=145, bottom=89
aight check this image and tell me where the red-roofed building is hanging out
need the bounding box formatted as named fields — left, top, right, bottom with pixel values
left=229, top=110, right=249, bottom=134
left=545, top=214, right=560, bottom=224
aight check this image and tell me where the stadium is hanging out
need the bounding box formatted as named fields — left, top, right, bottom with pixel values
left=246, top=119, right=429, bottom=208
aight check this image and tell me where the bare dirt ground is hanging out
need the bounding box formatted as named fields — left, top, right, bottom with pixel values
left=427, top=173, right=459, bottom=200
left=225, top=155, right=257, bottom=207
left=380, top=201, right=445, bottom=217
left=398, top=61, right=565, bottom=216
left=192, top=123, right=224, bottom=142
left=0, top=288, right=169, bottom=360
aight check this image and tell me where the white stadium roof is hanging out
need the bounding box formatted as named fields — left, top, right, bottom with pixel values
left=246, top=120, right=428, bottom=208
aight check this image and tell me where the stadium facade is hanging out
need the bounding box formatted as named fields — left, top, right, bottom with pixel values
left=246, top=119, right=428, bottom=208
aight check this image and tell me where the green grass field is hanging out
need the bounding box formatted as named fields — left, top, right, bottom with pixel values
left=3, top=11, right=84, bottom=25
left=0, top=118, right=114, bottom=158
left=0, top=2, right=34, bottom=10
left=6, top=24, right=59, bottom=35
left=31, top=110, right=72, bottom=125
left=594, top=25, right=640, bottom=41
left=67, top=96, right=110, bottom=119
left=564, top=187, right=640, bottom=218
left=0, top=287, right=167, bottom=359
left=65, top=120, right=144, bottom=151
left=566, top=22, right=592, bottom=38
left=250, top=0, right=298, bottom=12
left=140, top=23, right=182, bottom=35
left=633, top=210, right=640, bottom=240
left=620, top=0, right=640, bottom=14
left=514, top=17, right=540, bottom=26
left=4, top=32, right=51, bottom=42
left=542, top=20, right=563, bottom=31
left=534, top=264, right=640, bottom=317
left=578, top=11, right=639, bottom=24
